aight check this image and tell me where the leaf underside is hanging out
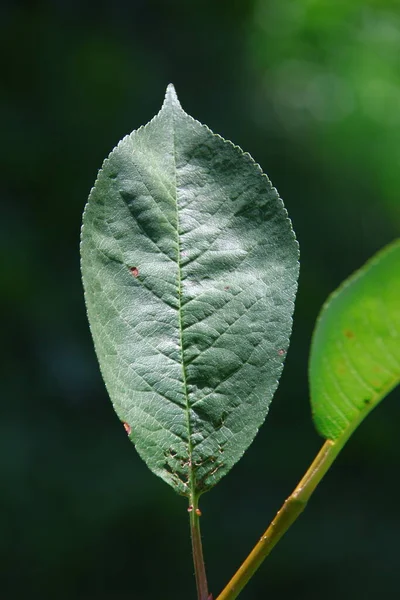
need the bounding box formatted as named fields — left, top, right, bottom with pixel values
left=81, top=85, right=299, bottom=496
left=310, top=239, right=400, bottom=441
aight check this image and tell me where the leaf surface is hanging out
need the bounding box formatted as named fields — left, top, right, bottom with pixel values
left=81, top=85, right=299, bottom=496
left=310, top=240, right=400, bottom=441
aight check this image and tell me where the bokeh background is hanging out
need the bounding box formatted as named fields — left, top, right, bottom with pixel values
left=2, top=1, right=400, bottom=599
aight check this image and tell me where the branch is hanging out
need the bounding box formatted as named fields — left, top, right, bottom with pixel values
left=216, top=434, right=349, bottom=600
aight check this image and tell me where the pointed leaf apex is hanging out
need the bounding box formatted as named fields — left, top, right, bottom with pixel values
left=163, top=83, right=182, bottom=111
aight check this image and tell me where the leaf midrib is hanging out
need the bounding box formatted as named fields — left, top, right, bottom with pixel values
left=170, top=101, right=195, bottom=499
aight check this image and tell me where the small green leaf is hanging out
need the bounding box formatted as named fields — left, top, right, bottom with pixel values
left=310, top=239, right=400, bottom=441
left=81, top=85, right=299, bottom=496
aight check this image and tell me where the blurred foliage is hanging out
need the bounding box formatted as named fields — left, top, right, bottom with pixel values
left=1, top=1, right=399, bottom=599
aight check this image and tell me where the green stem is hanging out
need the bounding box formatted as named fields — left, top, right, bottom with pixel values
left=190, top=493, right=209, bottom=600
left=215, top=430, right=353, bottom=600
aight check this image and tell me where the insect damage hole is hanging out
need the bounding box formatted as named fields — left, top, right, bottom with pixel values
left=129, top=266, right=139, bottom=277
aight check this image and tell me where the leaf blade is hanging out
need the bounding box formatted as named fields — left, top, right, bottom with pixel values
left=81, top=85, right=299, bottom=495
left=310, top=239, right=400, bottom=441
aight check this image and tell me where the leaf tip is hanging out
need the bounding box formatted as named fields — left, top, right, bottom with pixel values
left=163, top=83, right=182, bottom=110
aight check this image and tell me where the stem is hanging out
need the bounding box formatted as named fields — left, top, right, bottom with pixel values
left=216, top=430, right=353, bottom=600
left=190, top=492, right=209, bottom=600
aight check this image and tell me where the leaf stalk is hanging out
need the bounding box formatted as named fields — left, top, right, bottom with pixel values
left=190, top=493, right=209, bottom=600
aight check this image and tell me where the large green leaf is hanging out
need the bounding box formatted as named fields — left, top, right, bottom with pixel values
left=310, top=239, right=400, bottom=441
left=81, top=85, right=299, bottom=496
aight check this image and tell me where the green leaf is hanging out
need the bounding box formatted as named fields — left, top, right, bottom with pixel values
left=310, top=239, right=400, bottom=441
left=81, top=85, right=299, bottom=496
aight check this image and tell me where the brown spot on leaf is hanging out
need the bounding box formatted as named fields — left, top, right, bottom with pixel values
left=224, top=286, right=230, bottom=291
left=278, top=349, right=286, bottom=356
left=130, top=266, right=139, bottom=277
left=123, top=422, right=131, bottom=435
left=344, top=330, right=355, bottom=339
left=364, top=398, right=371, bottom=406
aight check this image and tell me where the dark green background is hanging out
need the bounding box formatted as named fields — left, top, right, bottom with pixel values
left=2, top=1, right=399, bottom=598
